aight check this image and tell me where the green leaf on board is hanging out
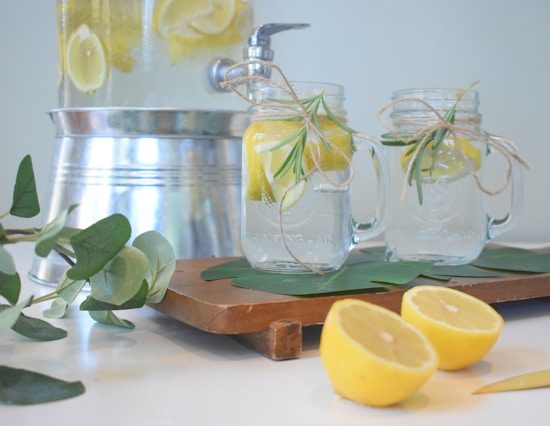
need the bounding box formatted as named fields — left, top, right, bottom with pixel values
left=427, top=264, right=507, bottom=278
left=89, top=246, right=148, bottom=306
left=420, top=273, right=451, bottom=282
left=0, top=245, right=16, bottom=275
left=200, top=258, right=253, bottom=281
left=7, top=310, right=67, bottom=341
left=0, top=272, right=20, bottom=305
left=232, top=267, right=388, bottom=296
left=0, top=365, right=85, bottom=405
left=67, top=213, right=131, bottom=280
left=201, top=252, right=382, bottom=282
left=35, top=205, right=78, bottom=257
left=132, top=231, right=176, bottom=303
left=89, top=310, right=135, bottom=329
left=9, top=155, right=40, bottom=218
left=80, top=280, right=147, bottom=311
left=0, top=223, right=5, bottom=240
left=356, top=261, right=433, bottom=285
left=472, top=247, right=550, bottom=273
left=0, top=296, right=31, bottom=337
left=43, top=298, right=69, bottom=319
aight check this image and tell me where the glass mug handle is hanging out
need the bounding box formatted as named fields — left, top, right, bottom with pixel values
left=486, top=135, right=524, bottom=240
left=351, top=135, right=390, bottom=242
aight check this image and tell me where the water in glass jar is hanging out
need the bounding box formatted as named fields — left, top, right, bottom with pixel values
left=57, top=0, right=253, bottom=108
left=242, top=171, right=354, bottom=273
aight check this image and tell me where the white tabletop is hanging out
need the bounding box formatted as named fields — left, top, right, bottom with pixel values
left=2, top=243, right=550, bottom=426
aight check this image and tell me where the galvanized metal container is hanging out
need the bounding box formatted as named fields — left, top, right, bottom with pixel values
left=30, top=108, right=248, bottom=285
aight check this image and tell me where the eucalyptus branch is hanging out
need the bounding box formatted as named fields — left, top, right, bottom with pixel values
left=0, top=155, right=176, bottom=404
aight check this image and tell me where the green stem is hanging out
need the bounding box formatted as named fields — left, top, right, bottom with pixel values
left=6, top=234, right=38, bottom=243
left=31, top=292, right=59, bottom=305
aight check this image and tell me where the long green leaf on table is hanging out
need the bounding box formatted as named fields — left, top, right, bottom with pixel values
left=89, top=310, right=135, bottom=329
left=132, top=231, right=176, bottom=303
left=0, top=297, right=30, bottom=337
left=0, top=223, right=5, bottom=240
left=80, top=280, right=147, bottom=311
left=35, top=204, right=78, bottom=257
left=9, top=311, right=67, bottom=341
left=0, top=272, right=20, bottom=305
left=10, top=155, right=40, bottom=218
left=89, top=246, right=148, bottom=306
left=0, top=365, right=84, bottom=405
left=473, top=369, right=550, bottom=394
left=472, top=247, right=550, bottom=273
left=67, top=213, right=131, bottom=280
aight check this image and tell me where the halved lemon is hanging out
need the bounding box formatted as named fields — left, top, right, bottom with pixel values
left=190, top=0, right=236, bottom=35
left=66, top=24, right=108, bottom=93
left=400, top=138, right=482, bottom=182
left=401, top=286, right=503, bottom=371
left=155, top=0, right=214, bottom=39
left=320, top=299, right=438, bottom=407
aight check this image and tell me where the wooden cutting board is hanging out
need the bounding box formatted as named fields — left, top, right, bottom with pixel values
left=150, top=256, right=550, bottom=360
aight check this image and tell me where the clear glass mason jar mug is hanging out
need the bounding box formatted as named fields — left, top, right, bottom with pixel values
left=384, top=88, right=523, bottom=265
left=241, top=82, right=390, bottom=273
left=56, top=0, right=253, bottom=108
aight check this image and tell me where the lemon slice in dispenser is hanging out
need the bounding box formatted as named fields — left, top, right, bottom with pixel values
left=66, top=24, right=108, bottom=93
left=190, top=0, right=237, bottom=35
left=155, top=0, right=214, bottom=39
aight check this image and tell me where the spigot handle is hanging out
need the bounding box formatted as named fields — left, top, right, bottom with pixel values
left=249, top=23, right=310, bottom=48
left=207, top=22, right=310, bottom=92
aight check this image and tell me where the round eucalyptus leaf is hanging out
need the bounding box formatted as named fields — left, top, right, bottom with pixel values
left=89, top=246, right=148, bottom=306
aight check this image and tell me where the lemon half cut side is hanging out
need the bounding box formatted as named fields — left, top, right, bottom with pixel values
left=401, top=285, right=503, bottom=371
left=320, top=299, right=438, bottom=407
left=66, top=24, right=108, bottom=93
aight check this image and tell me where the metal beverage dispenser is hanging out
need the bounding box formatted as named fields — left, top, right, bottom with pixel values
left=31, top=0, right=307, bottom=284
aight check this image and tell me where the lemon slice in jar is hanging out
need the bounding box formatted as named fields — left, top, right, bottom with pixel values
left=401, top=138, right=482, bottom=182
left=258, top=140, right=307, bottom=211
left=320, top=299, right=438, bottom=407
left=190, top=0, right=236, bottom=35
left=66, top=24, right=108, bottom=93
left=155, top=0, right=214, bottom=39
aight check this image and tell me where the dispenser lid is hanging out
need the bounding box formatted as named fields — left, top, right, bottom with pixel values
left=49, top=108, right=250, bottom=138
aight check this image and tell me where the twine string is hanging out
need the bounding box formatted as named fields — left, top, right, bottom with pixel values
left=377, top=97, right=529, bottom=199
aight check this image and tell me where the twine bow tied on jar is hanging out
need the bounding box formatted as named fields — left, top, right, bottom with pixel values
left=377, top=81, right=529, bottom=204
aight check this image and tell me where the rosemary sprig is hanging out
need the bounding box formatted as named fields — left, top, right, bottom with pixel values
left=381, top=81, right=479, bottom=204
left=269, top=92, right=354, bottom=185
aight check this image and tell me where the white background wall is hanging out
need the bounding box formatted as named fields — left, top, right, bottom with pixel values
left=1, top=0, right=549, bottom=243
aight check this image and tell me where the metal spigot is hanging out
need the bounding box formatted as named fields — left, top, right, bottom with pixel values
left=207, top=23, right=310, bottom=92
